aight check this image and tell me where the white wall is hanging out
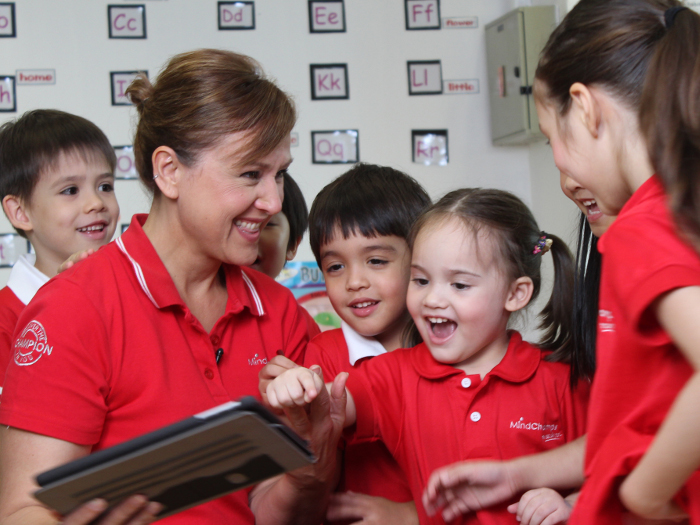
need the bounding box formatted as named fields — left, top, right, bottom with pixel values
left=0, top=0, right=577, bottom=330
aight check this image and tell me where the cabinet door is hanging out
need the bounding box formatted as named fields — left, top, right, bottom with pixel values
left=485, top=10, right=528, bottom=142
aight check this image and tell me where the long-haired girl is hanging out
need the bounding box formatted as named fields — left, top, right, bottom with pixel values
left=534, top=0, right=700, bottom=522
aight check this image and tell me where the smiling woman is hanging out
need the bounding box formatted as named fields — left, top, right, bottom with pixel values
left=0, top=49, right=343, bottom=525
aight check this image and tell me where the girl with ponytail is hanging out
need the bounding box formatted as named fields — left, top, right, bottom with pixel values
left=425, top=1, right=700, bottom=523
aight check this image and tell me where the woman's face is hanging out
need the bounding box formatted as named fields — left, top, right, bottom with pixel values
left=176, top=132, right=292, bottom=267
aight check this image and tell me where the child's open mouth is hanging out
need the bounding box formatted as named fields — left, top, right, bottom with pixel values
left=428, top=317, right=456, bottom=339
left=581, top=199, right=603, bottom=221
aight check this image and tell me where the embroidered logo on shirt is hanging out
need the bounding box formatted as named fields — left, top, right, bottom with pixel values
left=13, top=320, right=53, bottom=366
left=248, top=353, right=268, bottom=366
left=509, top=417, right=563, bottom=442
left=599, top=309, right=616, bottom=333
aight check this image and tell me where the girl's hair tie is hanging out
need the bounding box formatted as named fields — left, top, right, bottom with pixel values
left=533, top=232, right=553, bottom=255
left=665, top=6, right=688, bottom=29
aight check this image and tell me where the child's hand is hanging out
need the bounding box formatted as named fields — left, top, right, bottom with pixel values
left=58, top=248, right=96, bottom=273
left=422, top=460, right=519, bottom=521
left=507, top=488, right=571, bottom=525
left=326, top=492, right=418, bottom=525
left=259, top=354, right=299, bottom=408
left=266, top=365, right=325, bottom=409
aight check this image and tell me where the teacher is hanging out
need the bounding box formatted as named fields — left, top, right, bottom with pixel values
left=0, top=49, right=344, bottom=525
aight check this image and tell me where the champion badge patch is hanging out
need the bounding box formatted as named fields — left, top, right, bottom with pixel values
left=14, top=320, right=53, bottom=366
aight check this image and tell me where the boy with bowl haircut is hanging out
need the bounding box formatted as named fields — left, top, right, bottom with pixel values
left=305, top=163, right=430, bottom=523
left=0, top=109, right=119, bottom=389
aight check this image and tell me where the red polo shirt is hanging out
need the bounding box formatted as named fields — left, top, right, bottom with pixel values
left=345, top=332, right=588, bottom=525
left=570, top=176, right=700, bottom=524
left=0, top=286, right=23, bottom=389
left=0, top=214, right=309, bottom=524
left=0, top=254, right=49, bottom=396
left=305, top=326, right=413, bottom=505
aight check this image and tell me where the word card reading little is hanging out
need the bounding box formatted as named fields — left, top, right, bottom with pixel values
left=405, top=0, right=440, bottom=30
left=108, top=5, right=146, bottom=39
left=413, top=129, right=448, bottom=166
left=309, top=0, right=346, bottom=33
left=443, top=79, right=479, bottom=94
left=312, top=130, right=358, bottom=164
left=218, top=1, right=255, bottom=30
left=0, top=3, right=15, bottom=37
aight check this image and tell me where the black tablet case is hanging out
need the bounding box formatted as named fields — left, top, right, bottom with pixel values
left=34, top=397, right=314, bottom=520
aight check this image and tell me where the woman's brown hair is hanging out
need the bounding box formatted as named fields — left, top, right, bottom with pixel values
left=125, top=49, right=296, bottom=192
left=640, top=6, right=700, bottom=251
left=409, top=188, right=575, bottom=361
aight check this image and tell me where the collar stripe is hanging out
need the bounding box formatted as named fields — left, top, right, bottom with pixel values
left=116, top=237, right=159, bottom=309
left=241, top=271, right=264, bottom=316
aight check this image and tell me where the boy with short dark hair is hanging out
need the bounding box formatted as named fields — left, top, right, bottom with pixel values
left=0, top=109, right=119, bottom=388
left=305, top=163, right=430, bottom=524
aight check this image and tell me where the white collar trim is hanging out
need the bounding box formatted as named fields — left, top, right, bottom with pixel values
left=7, top=254, right=49, bottom=305
left=342, top=321, right=387, bottom=366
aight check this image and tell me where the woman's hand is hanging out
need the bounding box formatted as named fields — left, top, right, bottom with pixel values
left=326, top=492, right=418, bottom=525
left=250, top=369, right=349, bottom=525
left=507, top=488, right=572, bottom=525
left=60, top=496, right=162, bottom=525
left=0, top=427, right=162, bottom=525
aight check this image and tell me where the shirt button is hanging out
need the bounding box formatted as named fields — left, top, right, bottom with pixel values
left=210, top=335, right=220, bottom=346
left=461, top=377, right=472, bottom=388
left=470, top=411, right=481, bottom=422
left=204, top=368, right=215, bottom=380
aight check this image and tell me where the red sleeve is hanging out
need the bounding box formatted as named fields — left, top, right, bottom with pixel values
left=303, top=330, right=350, bottom=378
left=344, top=352, right=404, bottom=453
left=0, top=287, right=23, bottom=392
left=0, top=280, right=110, bottom=445
left=605, top=219, right=700, bottom=334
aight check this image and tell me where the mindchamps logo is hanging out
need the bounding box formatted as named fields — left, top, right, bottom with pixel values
left=14, top=320, right=53, bottom=366
left=248, top=353, right=268, bottom=366
left=510, top=417, right=563, bottom=442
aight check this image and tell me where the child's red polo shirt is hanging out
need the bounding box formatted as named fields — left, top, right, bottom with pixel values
left=305, top=325, right=413, bottom=506
left=0, top=214, right=309, bottom=524
left=345, top=332, right=588, bottom=525
left=570, top=176, right=700, bottom=525
left=0, top=286, right=23, bottom=389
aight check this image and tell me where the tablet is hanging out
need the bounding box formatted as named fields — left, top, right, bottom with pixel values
left=34, top=397, right=315, bottom=520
